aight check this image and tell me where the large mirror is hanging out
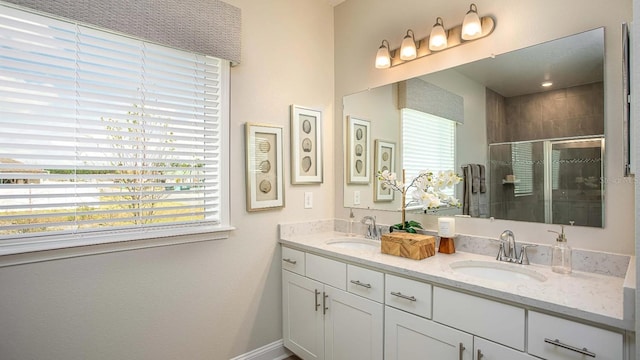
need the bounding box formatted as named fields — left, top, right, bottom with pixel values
left=343, top=28, right=605, bottom=227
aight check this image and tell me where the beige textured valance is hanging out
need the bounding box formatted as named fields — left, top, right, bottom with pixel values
left=3, top=0, right=242, bottom=65
left=398, top=78, right=464, bottom=123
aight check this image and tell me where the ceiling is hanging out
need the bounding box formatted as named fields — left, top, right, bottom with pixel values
left=452, top=29, right=604, bottom=97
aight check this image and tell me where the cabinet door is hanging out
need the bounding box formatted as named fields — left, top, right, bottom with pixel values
left=283, top=270, right=324, bottom=360
left=474, top=337, right=537, bottom=360
left=385, top=306, right=473, bottom=360
left=324, top=286, right=383, bottom=360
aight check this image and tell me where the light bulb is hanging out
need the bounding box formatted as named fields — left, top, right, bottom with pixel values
left=429, top=17, right=447, bottom=51
left=400, top=30, right=417, bottom=60
left=375, top=40, right=391, bottom=69
left=462, top=4, right=482, bottom=40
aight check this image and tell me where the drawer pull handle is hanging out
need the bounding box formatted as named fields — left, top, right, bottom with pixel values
left=314, top=289, right=321, bottom=312
left=544, top=338, right=596, bottom=358
left=390, top=291, right=416, bottom=302
left=458, top=343, right=466, bottom=360
left=282, top=258, right=297, bottom=265
left=350, top=280, right=372, bottom=288
left=476, top=349, right=483, bottom=360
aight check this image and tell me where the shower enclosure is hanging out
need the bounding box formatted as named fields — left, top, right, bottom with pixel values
left=489, top=136, right=604, bottom=227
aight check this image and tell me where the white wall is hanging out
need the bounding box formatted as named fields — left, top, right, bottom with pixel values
left=334, top=0, right=635, bottom=254
left=0, top=1, right=335, bottom=359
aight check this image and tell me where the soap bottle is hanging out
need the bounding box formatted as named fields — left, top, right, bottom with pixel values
left=549, top=225, right=572, bottom=274
left=348, top=208, right=355, bottom=236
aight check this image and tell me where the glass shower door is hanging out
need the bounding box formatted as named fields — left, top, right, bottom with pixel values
left=548, top=138, right=604, bottom=227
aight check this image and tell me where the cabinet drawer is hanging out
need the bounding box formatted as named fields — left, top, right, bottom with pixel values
left=281, top=247, right=305, bottom=275
left=385, top=274, right=432, bottom=318
left=306, top=253, right=347, bottom=290
left=432, top=287, right=525, bottom=351
left=347, top=264, right=384, bottom=303
left=528, top=311, right=623, bottom=360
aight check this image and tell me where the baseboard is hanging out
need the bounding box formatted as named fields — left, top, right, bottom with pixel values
left=229, top=339, right=293, bottom=360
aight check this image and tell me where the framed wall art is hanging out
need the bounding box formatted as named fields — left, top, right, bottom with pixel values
left=374, top=139, right=395, bottom=202
left=245, top=123, right=284, bottom=211
left=347, top=116, right=371, bottom=184
left=290, top=105, right=323, bottom=184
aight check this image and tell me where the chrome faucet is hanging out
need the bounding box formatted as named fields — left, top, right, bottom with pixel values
left=496, top=230, right=536, bottom=264
left=361, top=216, right=380, bottom=240
left=499, top=230, right=516, bottom=260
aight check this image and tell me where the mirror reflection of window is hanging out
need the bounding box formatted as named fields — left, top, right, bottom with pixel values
left=511, top=142, right=533, bottom=196
left=552, top=149, right=561, bottom=190
left=401, top=108, right=456, bottom=199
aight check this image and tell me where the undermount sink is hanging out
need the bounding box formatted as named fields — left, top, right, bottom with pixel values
left=450, top=260, right=547, bottom=282
left=326, top=237, right=380, bottom=250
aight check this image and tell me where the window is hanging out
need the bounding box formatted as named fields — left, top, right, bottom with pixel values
left=401, top=108, right=456, bottom=197
left=0, top=5, right=230, bottom=251
left=511, top=142, right=533, bottom=196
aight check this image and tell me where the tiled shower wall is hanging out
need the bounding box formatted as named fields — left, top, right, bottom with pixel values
left=487, top=82, right=604, bottom=143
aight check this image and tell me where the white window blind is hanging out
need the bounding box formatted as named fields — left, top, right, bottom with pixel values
left=401, top=108, right=456, bottom=196
left=511, top=142, right=533, bottom=196
left=0, top=5, right=228, bottom=241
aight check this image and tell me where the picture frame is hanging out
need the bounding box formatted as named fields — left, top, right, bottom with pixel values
left=374, top=139, right=396, bottom=202
left=347, top=116, right=371, bottom=184
left=290, top=105, right=323, bottom=184
left=245, top=123, right=284, bottom=211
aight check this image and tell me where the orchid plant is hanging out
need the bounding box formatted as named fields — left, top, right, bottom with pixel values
left=378, top=169, right=462, bottom=233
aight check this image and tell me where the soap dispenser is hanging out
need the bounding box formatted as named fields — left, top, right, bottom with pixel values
left=549, top=225, right=572, bottom=274
left=348, top=208, right=355, bottom=236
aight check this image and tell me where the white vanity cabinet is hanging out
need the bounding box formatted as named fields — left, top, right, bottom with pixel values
left=282, top=252, right=383, bottom=360
left=281, top=245, right=630, bottom=360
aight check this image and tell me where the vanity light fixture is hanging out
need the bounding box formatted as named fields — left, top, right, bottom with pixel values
left=375, top=40, right=392, bottom=69
left=461, top=3, right=482, bottom=40
left=375, top=3, right=495, bottom=68
left=541, top=81, right=553, bottom=87
left=400, top=29, right=418, bottom=60
left=429, top=17, right=448, bottom=51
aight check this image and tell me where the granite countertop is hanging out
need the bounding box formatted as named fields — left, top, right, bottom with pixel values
left=280, top=231, right=634, bottom=331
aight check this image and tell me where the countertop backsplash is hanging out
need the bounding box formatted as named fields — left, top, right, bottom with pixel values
left=280, top=219, right=631, bottom=278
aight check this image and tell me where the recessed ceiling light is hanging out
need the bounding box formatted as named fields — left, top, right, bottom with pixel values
left=541, top=81, right=553, bottom=87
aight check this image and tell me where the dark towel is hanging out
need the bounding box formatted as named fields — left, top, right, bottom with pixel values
left=471, top=164, right=480, bottom=193
left=479, top=164, right=486, bottom=193
left=462, top=165, right=470, bottom=215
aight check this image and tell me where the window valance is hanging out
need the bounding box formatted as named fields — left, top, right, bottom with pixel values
left=3, top=0, right=242, bottom=64
left=398, top=78, right=464, bottom=123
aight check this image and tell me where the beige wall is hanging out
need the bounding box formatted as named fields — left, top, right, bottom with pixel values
left=0, top=1, right=636, bottom=360
left=0, top=1, right=334, bottom=359
left=343, top=84, right=400, bottom=211
left=334, top=0, right=635, bottom=254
